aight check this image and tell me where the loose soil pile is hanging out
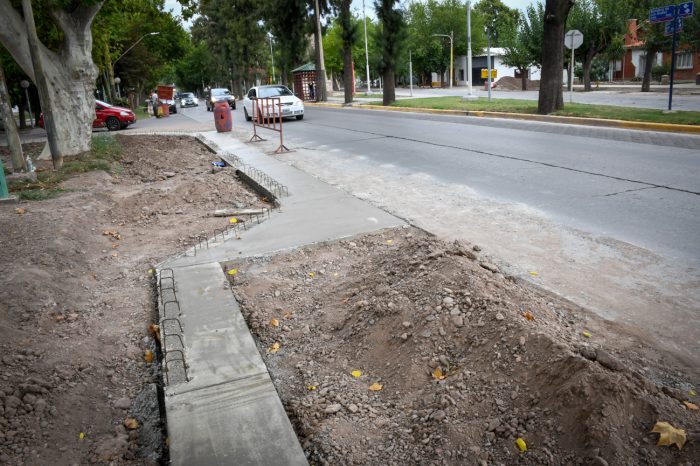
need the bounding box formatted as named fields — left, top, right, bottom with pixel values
left=496, top=76, right=540, bottom=91
left=0, top=134, right=266, bottom=465
left=231, top=228, right=699, bottom=466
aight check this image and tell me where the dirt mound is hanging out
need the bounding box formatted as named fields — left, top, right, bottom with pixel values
left=232, top=228, right=699, bottom=465
left=496, top=76, right=540, bottom=91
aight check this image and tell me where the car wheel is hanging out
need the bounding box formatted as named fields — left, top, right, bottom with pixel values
left=106, top=117, right=120, bottom=131
left=244, top=107, right=252, bottom=121
left=232, top=102, right=236, bottom=110
left=296, top=115, right=304, bottom=120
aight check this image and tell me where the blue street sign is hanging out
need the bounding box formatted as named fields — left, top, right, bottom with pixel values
left=650, top=5, right=676, bottom=23
left=678, top=1, right=694, bottom=17
left=664, top=17, right=683, bottom=36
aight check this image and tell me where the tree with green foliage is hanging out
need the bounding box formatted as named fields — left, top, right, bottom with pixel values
left=501, top=18, right=537, bottom=90
left=632, top=0, right=673, bottom=92
left=474, top=0, right=520, bottom=47
left=0, top=0, right=105, bottom=165
left=567, top=0, right=631, bottom=91
left=537, top=0, right=575, bottom=114
left=521, top=2, right=545, bottom=68
left=374, top=0, right=404, bottom=105
left=337, top=0, right=357, bottom=104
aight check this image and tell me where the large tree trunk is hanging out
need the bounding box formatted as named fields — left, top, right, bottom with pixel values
left=0, top=59, right=25, bottom=172
left=641, top=46, right=658, bottom=93
left=343, top=46, right=354, bottom=104
left=313, top=0, right=327, bottom=102
left=340, top=0, right=354, bottom=105
left=537, top=0, right=574, bottom=114
left=582, top=46, right=599, bottom=92
left=0, top=1, right=102, bottom=167
left=520, top=69, right=527, bottom=90
left=382, top=69, right=395, bottom=105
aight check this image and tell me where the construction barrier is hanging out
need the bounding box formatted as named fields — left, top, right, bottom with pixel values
left=248, top=97, right=290, bottom=154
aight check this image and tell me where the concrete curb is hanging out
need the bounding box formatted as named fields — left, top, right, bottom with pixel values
left=304, top=102, right=700, bottom=135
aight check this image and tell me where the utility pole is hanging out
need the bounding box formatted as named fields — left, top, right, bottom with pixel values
left=313, top=0, right=327, bottom=101
left=269, top=33, right=276, bottom=84
left=409, top=50, right=413, bottom=97
left=463, top=1, right=477, bottom=100
left=363, top=0, right=372, bottom=94
left=487, top=30, right=492, bottom=101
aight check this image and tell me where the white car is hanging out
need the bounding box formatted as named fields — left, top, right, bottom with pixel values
left=243, top=85, right=304, bottom=121
left=180, top=92, right=199, bottom=108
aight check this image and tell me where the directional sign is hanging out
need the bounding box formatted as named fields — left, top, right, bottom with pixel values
left=679, top=1, right=694, bottom=17
left=564, top=29, right=583, bottom=50
left=664, top=17, right=683, bottom=36
left=650, top=5, right=676, bottom=23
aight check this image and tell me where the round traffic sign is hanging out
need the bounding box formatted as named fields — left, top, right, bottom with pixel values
left=565, top=29, right=584, bottom=49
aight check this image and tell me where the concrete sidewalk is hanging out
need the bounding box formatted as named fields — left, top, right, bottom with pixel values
left=156, top=130, right=404, bottom=465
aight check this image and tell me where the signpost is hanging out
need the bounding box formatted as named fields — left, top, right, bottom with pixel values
left=564, top=29, right=583, bottom=104
left=649, top=2, right=694, bottom=111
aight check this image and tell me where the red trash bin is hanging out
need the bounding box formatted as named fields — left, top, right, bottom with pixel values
left=213, top=102, right=232, bottom=132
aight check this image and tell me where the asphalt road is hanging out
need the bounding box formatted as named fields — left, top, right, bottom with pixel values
left=138, top=103, right=700, bottom=360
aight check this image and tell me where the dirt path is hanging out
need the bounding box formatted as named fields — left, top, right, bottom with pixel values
left=0, top=134, right=266, bottom=465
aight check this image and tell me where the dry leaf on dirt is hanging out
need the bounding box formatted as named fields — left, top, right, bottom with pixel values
left=111, top=243, right=119, bottom=249
left=148, top=324, right=161, bottom=343
left=522, top=311, right=534, bottom=321
left=15, top=207, right=26, bottom=215
left=79, top=432, right=85, bottom=440
left=270, top=318, right=280, bottom=327
left=432, top=367, right=447, bottom=380
left=690, top=390, right=697, bottom=397
left=268, top=342, right=281, bottom=353
left=651, top=421, right=686, bottom=449
left=308, top=272, right=315, bottom=277
left=529, top=271, right=538, bottom=276
left=229, top=217, right=238, bottom=224
left=582, top=331, right=592, bottom=338
left=102, top=230, right=122, bottom=240
left=386, top=239, right=393, bottom=245
left=368, top=382, right=383, bottom=391
left=144, top=350, right=154, bottom=363
left=515, top=437, right=527, bottom=452
left=351, top=370, right=362, bottom=378
left=124, top=418, right=139, bottom=430
left=227, top=269, right=238, bottom=276
left=683, top=401, right=698, bottom=411
left=307, top=385, right=317, bottom=391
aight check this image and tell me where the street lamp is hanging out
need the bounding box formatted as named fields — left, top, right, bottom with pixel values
left=114, top=77, right=121, bottom=100
left=20, top=80, right=33, bottom=127
left=463, top=1, right=477, bottom=100
left=432, top=32, right=454, bottom=89
left=268, top=32, right=276, bottom=84
left=362, top=0, right=372, bottom=95
left=113, top=31, right=160, bottom=72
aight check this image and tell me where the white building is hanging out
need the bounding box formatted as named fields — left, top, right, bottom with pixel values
left=431, top=48, right=541, bottom=87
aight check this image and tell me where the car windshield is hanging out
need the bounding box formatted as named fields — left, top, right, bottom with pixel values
left=211, top=89, right=230, bottom=96
left=258, top=86, right=293, bottom=98
left=96, top=99, right=112, bottom=108
left=182, top=93, right=194, bottom=98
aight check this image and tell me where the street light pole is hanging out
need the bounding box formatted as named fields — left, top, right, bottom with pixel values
left=269, top=33, right=276, bottom=84
left=432, top=33, right=454, bottom=89
left=409, top=50, right=413, bottom=97
left=463, top=1, right=477, bottom=100
left=112, top=32, right=159, bottom=99
left=363, top=0, right=372, bottom=95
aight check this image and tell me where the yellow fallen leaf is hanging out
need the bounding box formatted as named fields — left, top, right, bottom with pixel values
left=308, top=272, right=315, bottom=277
left=683, top=401, right=698, bottom=411
left=690, top=390, right=697, bottom=397
left=651, top=421, right=686, bottom=449
left=307, top=385, right=317, bottom=391
left=15, top=207, right=26, bottom=215
left=368, top=382, right=383, bottom=391
left=144, top=350, right=154, bottom=363
left=522, top=311, right=534, bottom=321
left=148, top=268, right=154, bottom=275
left=432, top=367, right=446, bottom=380
left=529, top=271, right=538, bottom=276
left=386, top=239, right=393, bottom=245
left=282, top=311, right=293, bottom=319
left=227, top=269, right=238, bottom=276
left=351, top=370, right=362, bottom=378
left=229, top=217, right=238, bottom=223
left=148, top=324, right=161, bottom=343
left=582, top=331, right=592, bottom=338
left=79, top=432, right=85, bottom=440
left=124, top=418, right=139, bottom=430
left=516, top=437, right=527, bottom=452
left=268, top=342, right=281, bottom=353
left=270, top=318, right=280, bottom=327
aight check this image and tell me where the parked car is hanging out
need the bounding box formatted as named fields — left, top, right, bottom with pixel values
left=180, top=92, right=199, bottom=108
left=243, top=85, right=304, bottom=121
left=38, top=99, right=135, bottom=131
left=206, top=88, right=236, bottom=111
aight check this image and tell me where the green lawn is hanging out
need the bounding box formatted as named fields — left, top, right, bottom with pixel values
left=134, top=107, right=151, bottom=120
left=373, top=97, right=700, bottom=126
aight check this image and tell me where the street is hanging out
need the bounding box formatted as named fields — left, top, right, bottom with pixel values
left=132, top=103, right=700, bottom=362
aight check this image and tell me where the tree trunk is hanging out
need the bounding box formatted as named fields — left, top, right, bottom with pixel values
left=343, top=45, right=354, bottom=104
left=641, top=46, right=657, bottom=93
left=382, top=68, right=395, bottom=105
left=537, top=0, right=574, bottom=114
left=18, top=100, right=26, bottom=129
left=313, top=0, right=327, bottom=102
left=582, top=46, right=597, bottom=92
left=1, top=1, right=102, bottom=166
left=0, top=59, right=25, bottom=172
left=520, top=69, right=527, bottom=90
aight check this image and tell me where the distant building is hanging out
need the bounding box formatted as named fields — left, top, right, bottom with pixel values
left=431, top=48, right=541, bottom=87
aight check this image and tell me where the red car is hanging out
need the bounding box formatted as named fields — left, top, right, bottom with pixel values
left=39, top=99, right=136, bottom=131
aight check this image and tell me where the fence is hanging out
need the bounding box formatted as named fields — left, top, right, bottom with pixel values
left=248, top=97, right=290, bottom=154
